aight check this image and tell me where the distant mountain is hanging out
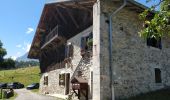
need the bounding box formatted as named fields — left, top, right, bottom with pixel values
left=16, top=52, right=38, bottom=62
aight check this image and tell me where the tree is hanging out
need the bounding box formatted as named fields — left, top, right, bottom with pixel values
left=139, top=0, right=170, bottom=40
left=3, top=58, right=15, bottom=68
left=0, top=40, right=7, bottom=63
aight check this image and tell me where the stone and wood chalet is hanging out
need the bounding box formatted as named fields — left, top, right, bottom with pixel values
left=28, top=0, right=170, bottom=100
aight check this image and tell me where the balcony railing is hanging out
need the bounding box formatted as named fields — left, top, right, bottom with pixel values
left=41, top=25, right=62, bottom=49
left=45, top=25, right=59, bottom=43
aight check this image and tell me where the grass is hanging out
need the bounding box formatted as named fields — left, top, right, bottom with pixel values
left=123, top=88, right=170, bottom=100
left=0, top=89, right=4, bottom=99
left=0, top=66, right=40, bottom=87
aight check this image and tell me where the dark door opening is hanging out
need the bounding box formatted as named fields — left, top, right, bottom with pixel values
left=65, top=73, right=70, bottom=95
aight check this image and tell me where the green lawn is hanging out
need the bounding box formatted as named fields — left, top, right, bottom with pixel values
left=0, top=66, right=40, bottom=87
left=123, top=88, right=170, bottom=100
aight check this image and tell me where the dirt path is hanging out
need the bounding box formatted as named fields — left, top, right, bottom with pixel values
left=14, top=89, right=57, bottom=100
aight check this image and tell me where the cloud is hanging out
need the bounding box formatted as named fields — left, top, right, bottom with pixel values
left=10, top=52, right=21, bottom=60
left=22, top=42, right=31, bottom=52
left=11, top=56, right=17, bottom=60
left=26, top=27, right=34, bottom=34
left=17, top=52, right=21, bottom=55
left=16, top=44, right=22, bottom=48
left=26, top=44, right=31, bottom=52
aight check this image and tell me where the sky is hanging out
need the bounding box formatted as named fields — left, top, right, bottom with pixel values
left=0, top=0, right=159, bottom=60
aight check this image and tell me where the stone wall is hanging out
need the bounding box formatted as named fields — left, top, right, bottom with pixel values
left=39, top=26, right=93, bottom=99
left=39, top=68, right=65, bottom=94
left=99, top=0, right=170, bottom=100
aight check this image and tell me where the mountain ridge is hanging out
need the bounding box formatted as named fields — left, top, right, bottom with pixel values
left=16, top=52, right=38, bottom=61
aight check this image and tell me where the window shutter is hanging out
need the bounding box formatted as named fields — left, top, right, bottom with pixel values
left=65, top=45, right=68, bottom=58
left=63, top=74, right=65, bottom=85
left=59, top=74, right=61, bottom=85
left=59, top=74, right=65, bottom=86
left=68, top=44, right=73, bottom=58
left=46, top=76, right=48, bottom=85
left=44, top=76, right=48, bottom=85
left=81, top=37, right=86, bottom=50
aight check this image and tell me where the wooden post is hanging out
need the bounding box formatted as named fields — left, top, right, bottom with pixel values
left=86, top=88, right=88, bottom=100
left=78, top=89, right=80, bottom=99
left=0, top=88, right=2, bottom=99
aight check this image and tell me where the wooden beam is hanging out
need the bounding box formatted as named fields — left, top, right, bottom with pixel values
left=59, top=3, right=92, bottom=13
left=55, top=6, right=68, bottom=24
left=66, top=8, right=79, bottom=28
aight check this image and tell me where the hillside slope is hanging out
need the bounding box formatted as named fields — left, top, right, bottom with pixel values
left=0, top=66, right=40, bottom=86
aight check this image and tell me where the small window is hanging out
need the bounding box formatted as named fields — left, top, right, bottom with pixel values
left=80, top=32, right=93, bottom=51
left=44, top=76, right=48, bottom=85
left=147, top=37, right=162, bottom=49
left=155, top=68, right=162, bottom=83
left=65, top=43, right=73, bottom=58
left=59, top=74, right=65, bottom=86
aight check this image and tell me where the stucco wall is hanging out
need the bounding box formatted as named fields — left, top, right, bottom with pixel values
left=99, top=0, right=170, bottom=100
left=39, top=26, right=93, bottom=99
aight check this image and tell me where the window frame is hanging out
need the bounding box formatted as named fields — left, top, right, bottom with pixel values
left=147, top=37, right=162, bottom=49
left=44, top=76, right=48, bottom=85
left=59, top=74, right=65, bottom=86
left=154, top=68, right=162, bottom=83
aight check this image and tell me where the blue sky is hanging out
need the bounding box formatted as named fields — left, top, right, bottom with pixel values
left=0, top=0, right=159, bottom=60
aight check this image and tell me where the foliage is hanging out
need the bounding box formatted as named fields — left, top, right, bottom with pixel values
left=139, top=0, right=170, bottom=40
left=87, top=38, right=93, bottom=47
left=3, top=58, right=15, bottom=69
left=0, top=40, right=7, bottom=62
left=0, top=66, right=40, bottom=87
left=0, top=40, right=16, bottom=69
left=15, top=61, right=39, bottom=68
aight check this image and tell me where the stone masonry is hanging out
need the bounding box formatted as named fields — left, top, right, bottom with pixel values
left=39, top=26, right=93, bottom=99
left=38, top=0, right=170, bottom=100
left=92, top=0, right=170, bottom=100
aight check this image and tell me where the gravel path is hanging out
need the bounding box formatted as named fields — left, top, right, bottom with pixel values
left=15, top=89, right=57, bottom=100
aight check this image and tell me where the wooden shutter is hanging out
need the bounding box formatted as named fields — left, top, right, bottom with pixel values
left=44, top=76, right=48, bottom=85
left=59, top=74, right=65, bottom=86
left=81, top=37, right=86, bottom=50
left=68, top=44, right=73, bottom=58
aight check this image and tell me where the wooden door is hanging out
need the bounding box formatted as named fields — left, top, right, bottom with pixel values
left=65, top=73, right=70, bottom=95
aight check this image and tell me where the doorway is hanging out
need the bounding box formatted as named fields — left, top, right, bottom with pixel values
left=65, top=73, right=70, bottom=95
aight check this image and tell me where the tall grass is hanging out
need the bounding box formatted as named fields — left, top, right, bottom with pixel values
left=0, top=66, right=40, bottom=86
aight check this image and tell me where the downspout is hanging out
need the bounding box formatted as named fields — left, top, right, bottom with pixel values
left=108, top=0, right=127, bottom=100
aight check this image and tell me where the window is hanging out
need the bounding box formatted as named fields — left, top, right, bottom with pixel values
left=65, top=43, right=73, bottom=58
left=155, top=68, right=162, bottom=83
left=80, top=32, right=93, bottom=51
left=44, top=76, right=48, bottom=85
left=59, top=74, right=65, bottom=86
left=147, top=37, right=162, bottom=49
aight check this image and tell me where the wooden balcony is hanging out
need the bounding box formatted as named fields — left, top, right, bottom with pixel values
left=41, top=25, right=66, bottom=49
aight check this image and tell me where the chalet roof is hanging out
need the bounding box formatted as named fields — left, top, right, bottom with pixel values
left=28, top=0, right=149, bottom=59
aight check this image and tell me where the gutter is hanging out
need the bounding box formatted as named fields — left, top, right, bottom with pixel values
left=108, top=0, right=127, bottom=100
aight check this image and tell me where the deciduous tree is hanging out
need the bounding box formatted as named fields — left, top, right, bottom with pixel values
left=139, top=0, right=170, bottom=40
